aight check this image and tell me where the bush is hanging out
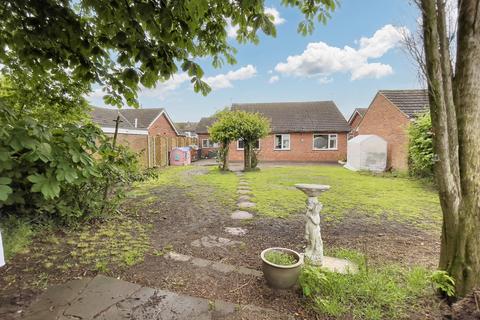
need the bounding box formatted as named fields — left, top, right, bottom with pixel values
left=408, top=112, right=434, bottom=177
left=0, top=102, right=141, bottom=225
left=299, top=249, right=432, bottom=319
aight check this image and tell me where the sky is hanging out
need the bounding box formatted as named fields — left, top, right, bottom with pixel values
left=87, top=0, right=423, bottom=122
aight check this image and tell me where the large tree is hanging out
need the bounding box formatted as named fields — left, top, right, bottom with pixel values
left=0, top=0, right=337, bottom=108
left=420, top=0, right=480, bottom=296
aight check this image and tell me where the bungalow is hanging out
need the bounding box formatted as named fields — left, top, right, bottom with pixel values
left=356, top=89, right=429, bottom=170
left=175, top=122, right=198, bottom=138
left=225, top=101, right=350, bottom=162
left=196, top=117, right=220, bottom=158
left=347, top=107, right=367, bottom=139
left=91, top=107, right=180, bottom=166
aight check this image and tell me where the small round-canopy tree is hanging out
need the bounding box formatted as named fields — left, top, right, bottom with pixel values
left=208, top=109, right=240, bottom=171
left=235, top=111, right=270, bottom=171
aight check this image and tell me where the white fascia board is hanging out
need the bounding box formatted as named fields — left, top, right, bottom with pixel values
left=101, top=127, right=148, bottom=135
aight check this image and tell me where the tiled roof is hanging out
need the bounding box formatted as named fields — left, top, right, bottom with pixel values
left=356, top=108, right=368, bottom=117
left=175, top=122, right=198, bottom=134
left=379, top=89, right=429, bottom=118
left=348, top=107, right=368, bottom=124
left=91, top=107, right=165, bottom=129
left=231, top=101, right=350, bottom=133
left=195, top=117, right=217, bottom=134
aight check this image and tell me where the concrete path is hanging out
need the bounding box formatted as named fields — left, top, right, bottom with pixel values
left=22, top=275, right=290, bottom=320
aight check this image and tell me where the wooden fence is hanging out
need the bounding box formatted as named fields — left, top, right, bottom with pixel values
left=147, top=136, right=198, bottom=168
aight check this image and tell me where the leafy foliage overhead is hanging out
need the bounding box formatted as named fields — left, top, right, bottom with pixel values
left=0, top=0, right=337, bottom=108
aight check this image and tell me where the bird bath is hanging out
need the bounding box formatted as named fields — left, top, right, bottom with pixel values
left=295, top=184, right=330, bottom=265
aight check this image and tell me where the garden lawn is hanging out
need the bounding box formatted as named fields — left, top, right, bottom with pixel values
left=244, top=166, right=441, bottom=230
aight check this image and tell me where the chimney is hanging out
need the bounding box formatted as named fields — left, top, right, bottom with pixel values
left=134, top=118, right=138, bottom=128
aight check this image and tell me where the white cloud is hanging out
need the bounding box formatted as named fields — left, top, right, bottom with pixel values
left=140, top=73, right=191, bottom=100
left=268, top=75, right=279, bottom=84
left=205, top=65, right=257, bottom=89
left=274, top=24, right=407, bottom=81
left=265, top=7, right=286, bottom=25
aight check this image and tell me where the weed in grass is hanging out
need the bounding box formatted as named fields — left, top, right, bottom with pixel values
left=0, top=216, right=34, bottom=261
left=264, top=250, right=297, bottom=265
left=299, top=249, right=432, bottom=320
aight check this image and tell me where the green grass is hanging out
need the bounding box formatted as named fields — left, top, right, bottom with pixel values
left=193, top=167, right=238, bottom=207
left=245, top=166, right=440, bottom=228
left=299, top=248, right=434, bottom=319
left=264, top=250, right=297, bottom=265
left=1, top=216, right=34, bottom=261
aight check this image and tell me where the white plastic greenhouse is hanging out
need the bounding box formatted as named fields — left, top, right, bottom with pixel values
left=344, top=135, right=387, bottom=172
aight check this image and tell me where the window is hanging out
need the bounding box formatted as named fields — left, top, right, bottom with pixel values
left=313, top=134, right=337, bottom=150
left=237, top=139, right=260, bottom=150
left=274, top=134, right=290, bottom=150
left=202, top=139, right=219, bottom=148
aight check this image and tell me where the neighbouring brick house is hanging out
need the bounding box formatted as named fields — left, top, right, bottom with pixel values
left=356, top=89, right=429, bottom=171
left=91, top=107, right=180, bottom=166
left=175, top=122, right=198, bottom=138
left=219, top=101, right=350, bottom=162
left=196, top=117, right=220, bottom=158
left=347, top=107, right=367, bottom=139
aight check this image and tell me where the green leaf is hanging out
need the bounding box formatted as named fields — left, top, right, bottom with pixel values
left=0, top=177, right=12, bottom=185
left=0, top=184, right=12, bottom=201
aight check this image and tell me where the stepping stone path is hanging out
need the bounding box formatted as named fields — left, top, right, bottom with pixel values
left=191, top=235, right=243, bottom=248
left=22, top=275, right=289, bottom=320
left=230, top=171, right=257, bottom=220
left=225, top=227, right=247, bottom=236
left=231, top=210, right=253, bottom=220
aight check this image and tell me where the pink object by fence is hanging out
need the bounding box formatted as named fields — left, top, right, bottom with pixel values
left=170, top=147, right=192, bottom=166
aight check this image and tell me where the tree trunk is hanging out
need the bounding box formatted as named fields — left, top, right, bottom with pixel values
left=221, top=141, right=229, bottom=171
left=450, top=0, right=480, bottom=296
left=421, top=0, right=480, bottom=296
left=243, top=142, right=250, bottom=171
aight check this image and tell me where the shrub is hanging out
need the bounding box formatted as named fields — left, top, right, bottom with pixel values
left=299, top=249, right=432, bottom=319
left=0, top=101, right=141, bottom=225
left=408, top=112, right=434, bottom=177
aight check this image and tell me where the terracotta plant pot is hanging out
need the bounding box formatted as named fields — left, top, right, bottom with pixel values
left=260, top=247, right=303, bottom=289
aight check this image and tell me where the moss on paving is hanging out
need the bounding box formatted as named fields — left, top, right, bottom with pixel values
left=244, top=166, right=440, bottom=229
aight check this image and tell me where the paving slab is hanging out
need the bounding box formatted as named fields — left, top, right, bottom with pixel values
left=166, top=251, right=192, bottom=262
left=22, top=278, right=92, bottom=320
left=191, top=235, right=243, bottom=248
left=322, top=256, right=358, bottom=274
left=237, top=189, right=252, bottom=195
left=63, top=275, right=141, bottom=319
left=224, top=227, right=248, bottom=236
left=238, top=195, right=252, bottom=202
left=237, top=186, right=251, bottom=190
left=24, top=275, right=291, bottom=320
left=237, top=201, right=256, bottom=209
left=231, top=210, right=253, bottom=220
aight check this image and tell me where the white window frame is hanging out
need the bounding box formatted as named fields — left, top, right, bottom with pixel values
left=274, top=134, right=290, bottom=151
left=237, top=139, right=260, bottom=151
left=313, top=133, right=338, bottom=151
left=202, top=139, right=219, bottom=148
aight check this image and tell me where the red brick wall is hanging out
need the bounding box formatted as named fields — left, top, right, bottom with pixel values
left=357, top=94, right=410, bottom=170
left=349, top=113, right=363, bottom=136
left=227, top=132, right=347, bottom=162
left=148, top=113, right=178, bottom=137
left=198, top=134, right=219, bottom=158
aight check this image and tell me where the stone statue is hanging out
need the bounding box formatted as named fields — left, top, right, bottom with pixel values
left=294, top=183, right=329, bottom=266
left=305, top=197, right=324, bottom=265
